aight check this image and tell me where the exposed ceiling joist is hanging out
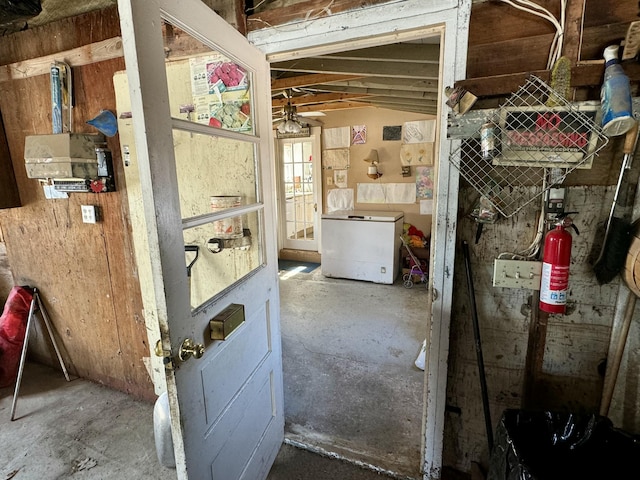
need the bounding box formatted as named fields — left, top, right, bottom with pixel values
left=271, top=57, right=439, bottom=80
left=272, top=92, right=370, bottom=108
left=308, top=84, right=438, bottom=101
left=270, top=73, right=363, bottom=91
left=317, top=43, right=440, bottom=63
left=296, top=101, right=371, bottom=113
left=329, top=77, right=438, bottom=93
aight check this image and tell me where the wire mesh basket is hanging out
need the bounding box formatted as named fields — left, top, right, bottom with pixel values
left=448, top=76, right=609, bottom=218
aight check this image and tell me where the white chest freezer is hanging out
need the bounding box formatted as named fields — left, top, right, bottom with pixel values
left=321, top=210, right=404, bottom=284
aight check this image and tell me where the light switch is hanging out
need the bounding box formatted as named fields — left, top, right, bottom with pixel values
left=81, top=205, right=97, bottom=224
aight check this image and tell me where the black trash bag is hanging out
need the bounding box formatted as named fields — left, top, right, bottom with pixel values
left=0, top=0, right=42, bottom=24
left=488, top=409, right=640, bottom=480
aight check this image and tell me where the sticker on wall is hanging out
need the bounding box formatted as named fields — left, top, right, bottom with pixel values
left=416, top=166, right=434, bottom=199
left=402, top=120, right=436, bottom=144
left=334, top=169, right=348, bottom=188
left=382, top=125, right=402, bottom=141
left=352, top=125, right=367, bottom=145
left=323, top=127, right=351, bottom=149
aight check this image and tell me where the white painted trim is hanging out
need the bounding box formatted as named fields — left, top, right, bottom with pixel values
left=249, top=1, right=471, bottom=478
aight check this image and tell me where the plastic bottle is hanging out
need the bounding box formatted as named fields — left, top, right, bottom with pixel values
left=601, top=45, right=635, bottom=137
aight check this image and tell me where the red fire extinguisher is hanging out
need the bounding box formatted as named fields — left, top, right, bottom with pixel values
left=540, top=214, right=579, bottom=314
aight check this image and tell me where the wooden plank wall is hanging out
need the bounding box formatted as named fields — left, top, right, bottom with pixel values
left=0, top=117, right=20, bottom=208
left=445, top=183, right=624, bottom=472
left=0, top=6, right=155, bottom=401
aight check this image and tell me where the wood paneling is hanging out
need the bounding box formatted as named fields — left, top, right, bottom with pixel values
left=0, top=115, right=20, bottom=208
left=0, top=8, right=154, bottom=401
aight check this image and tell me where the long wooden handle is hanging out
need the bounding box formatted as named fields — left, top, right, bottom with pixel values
left=624, top=121, right=639, bottom=155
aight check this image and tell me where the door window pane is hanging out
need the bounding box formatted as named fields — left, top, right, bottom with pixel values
left=162, top=20, right=255, bottom=136
left=183, top=210, right=263, bottom=310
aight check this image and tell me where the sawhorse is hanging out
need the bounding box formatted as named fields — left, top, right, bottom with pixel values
left=10, top=287, right=70, bottom=421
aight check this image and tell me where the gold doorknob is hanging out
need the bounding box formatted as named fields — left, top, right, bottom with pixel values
left=179, top=338, right=205, bottom=361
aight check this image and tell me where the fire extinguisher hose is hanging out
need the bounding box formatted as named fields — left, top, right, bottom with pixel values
left=462, top=241, right=494, bottom=452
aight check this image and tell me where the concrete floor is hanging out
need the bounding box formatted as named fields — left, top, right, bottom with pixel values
left=278, top=266, right=428, bottom=478
left=0, top=264, right=427, bottom=480
left=0, top=363, right=401, bottom=479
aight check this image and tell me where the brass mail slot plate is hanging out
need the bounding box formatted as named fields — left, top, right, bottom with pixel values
left=210, top=304, right=244, bottom=340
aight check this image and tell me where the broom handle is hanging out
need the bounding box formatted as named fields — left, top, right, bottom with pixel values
left=605, top=124, right=639, bottom=233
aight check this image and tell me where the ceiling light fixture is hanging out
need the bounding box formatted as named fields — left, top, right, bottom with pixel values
left=277, top=91, right=304, bottom=134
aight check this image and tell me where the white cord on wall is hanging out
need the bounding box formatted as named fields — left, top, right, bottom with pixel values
left=498, top=0, right=567, bottom=69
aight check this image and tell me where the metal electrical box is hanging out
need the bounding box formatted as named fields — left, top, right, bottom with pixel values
left=24, top=133, right=103, bottom=179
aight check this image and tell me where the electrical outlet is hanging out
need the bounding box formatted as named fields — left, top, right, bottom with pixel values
left=81, top=205, right=97, bottom=224
left=326, top=176, right=333, bottom=185
left=493, top=259, right=542, bottom=289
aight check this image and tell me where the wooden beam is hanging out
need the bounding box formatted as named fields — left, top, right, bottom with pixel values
left=562, top=0, right=586, bottom=63
left=458, top=61, right=640, bottom=97
left=318, top=43, right=440, bottom=64
left=271, top=73, right=363, bottom=90
left=272, top=92, right=370, bottom=107
left=247, top=0, right=391, bottom=32
left=0, top=37, right=123, bottom=82
left=331, top=77, right=439, bottom=93
left=308, top=84, right=439, bottom=100
left=296, top=101, right=370, bottom=113
left=271, top=57, right=439, bottom=79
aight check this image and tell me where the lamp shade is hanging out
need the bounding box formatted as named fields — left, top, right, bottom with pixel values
left=363, top=149, right=379, bottom=164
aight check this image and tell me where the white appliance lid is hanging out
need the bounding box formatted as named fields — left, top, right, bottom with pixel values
left=321, top=210, right=404, bottom=222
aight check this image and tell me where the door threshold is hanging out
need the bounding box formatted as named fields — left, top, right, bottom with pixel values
left=278, top=249, right=321, bottom=263
left=282, top=436, right=417, bottom=480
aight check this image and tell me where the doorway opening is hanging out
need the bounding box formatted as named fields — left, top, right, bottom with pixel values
left=268, top=27, right=445, bottom=478
left=276, top=127, right=322, bottom=253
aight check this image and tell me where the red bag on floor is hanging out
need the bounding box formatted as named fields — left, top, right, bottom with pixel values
left=0, top=286, right=33, bottom=388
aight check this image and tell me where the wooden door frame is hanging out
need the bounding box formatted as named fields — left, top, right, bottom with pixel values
left=274, top=126, right=322, bottom=253
left=249, top=1, right=471, bottom=477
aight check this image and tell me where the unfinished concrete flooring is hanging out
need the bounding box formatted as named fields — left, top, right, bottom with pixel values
left=0, top=362, right=176, bottom=480
left=278, top=266, right=428, bottom=479
left=0, top=266, right=427, bottom=479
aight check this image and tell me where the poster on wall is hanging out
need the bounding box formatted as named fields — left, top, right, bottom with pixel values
left=400, top=143, right=434, bottom=166
left=352, top=125, right=367, bottom=145
left=357, top=183, right=416, bottom=204
left=402, top=119, right=436, bottom=144
left=322, top=148, right=350, bottom=169
left=189, top=54, right=252, bottom=132
left=383, top=125, right=402, bottom=141
left=323, top=127, right=351, bottom=149
left=416, top=166, right=434, bottom=199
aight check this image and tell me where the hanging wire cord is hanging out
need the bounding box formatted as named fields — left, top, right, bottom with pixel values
left=498, top=0, right=567, bottom=69
left=498, top=170, right=550, bottom=260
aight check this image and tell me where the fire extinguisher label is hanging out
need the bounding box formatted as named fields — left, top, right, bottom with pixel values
left=540, top=262, right=569, bottom=305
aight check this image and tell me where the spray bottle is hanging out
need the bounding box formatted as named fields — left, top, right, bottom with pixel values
left=601, top=45, right=635, bottom=137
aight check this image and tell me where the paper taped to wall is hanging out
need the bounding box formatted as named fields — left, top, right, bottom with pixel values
left=327, top=188, right=354, bottom=212
left=357, top=183, right=416, bottom=204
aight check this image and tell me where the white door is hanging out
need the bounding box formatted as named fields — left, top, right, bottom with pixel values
left=277, top=128, right=321, bottom=251
left=117, top=1, right=283, bottom=479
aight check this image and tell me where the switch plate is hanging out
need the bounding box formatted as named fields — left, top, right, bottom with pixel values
left=81, top=205, right=97, bottom=224
left=493, top=259, right=542, bottom=289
